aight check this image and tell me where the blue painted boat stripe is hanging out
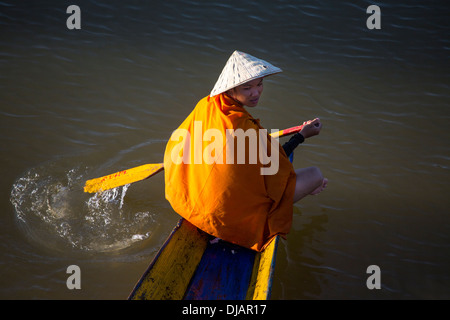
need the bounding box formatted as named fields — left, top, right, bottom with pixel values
left=184, top=239, right=257, bottom=300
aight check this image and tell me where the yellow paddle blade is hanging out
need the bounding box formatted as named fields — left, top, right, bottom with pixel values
left=84, top=163, right=164, bottom=193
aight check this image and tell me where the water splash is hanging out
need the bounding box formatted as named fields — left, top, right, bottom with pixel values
left=10, top=161, right=156, bottom=253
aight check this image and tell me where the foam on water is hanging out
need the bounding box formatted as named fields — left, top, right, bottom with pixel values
left=10, top=161, right=156, bottom=253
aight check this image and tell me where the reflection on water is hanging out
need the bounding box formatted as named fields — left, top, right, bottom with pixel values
left=274, top=207, right=330, bottom=299
left=1, top=0, right=449, bottom=299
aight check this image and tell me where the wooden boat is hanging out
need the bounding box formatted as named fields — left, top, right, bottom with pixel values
left=128, top=218, right=279, bottom=300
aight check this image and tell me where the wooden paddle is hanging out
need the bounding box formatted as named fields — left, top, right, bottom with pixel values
left=84, top=124, right=304, bottom=193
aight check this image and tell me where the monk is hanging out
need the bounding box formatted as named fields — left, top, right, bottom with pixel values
left=164, top=51, right=327, bottom=251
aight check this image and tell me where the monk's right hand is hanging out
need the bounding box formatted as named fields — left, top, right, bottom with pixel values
left=300, top=118, right=322, bottom=139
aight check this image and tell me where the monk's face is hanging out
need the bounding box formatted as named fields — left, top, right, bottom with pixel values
left=229, top=78, right=264, bottom=107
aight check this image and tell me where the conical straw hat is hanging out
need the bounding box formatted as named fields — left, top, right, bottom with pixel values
left=210, top=50, right=282, bottom=97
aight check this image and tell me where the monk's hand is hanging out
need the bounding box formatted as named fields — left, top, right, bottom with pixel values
left=300, top=118, right=322, bottom=139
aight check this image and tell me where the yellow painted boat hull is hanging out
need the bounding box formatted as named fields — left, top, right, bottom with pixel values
left=128, top=219, right=279, bottom=300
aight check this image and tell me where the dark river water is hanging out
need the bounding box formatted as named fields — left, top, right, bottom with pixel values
left=1, top=0, right=449, bottom=299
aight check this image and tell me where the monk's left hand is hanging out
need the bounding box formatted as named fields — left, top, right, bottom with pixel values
left=300, top=118, right=322, bottom=139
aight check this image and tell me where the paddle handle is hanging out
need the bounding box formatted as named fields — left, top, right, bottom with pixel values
left=269, top=125, right=303, bottom=139
left=271, top=119, right=322, bottom=139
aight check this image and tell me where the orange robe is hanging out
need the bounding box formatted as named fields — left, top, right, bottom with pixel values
left=163, top=93, right=296, bottom=251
